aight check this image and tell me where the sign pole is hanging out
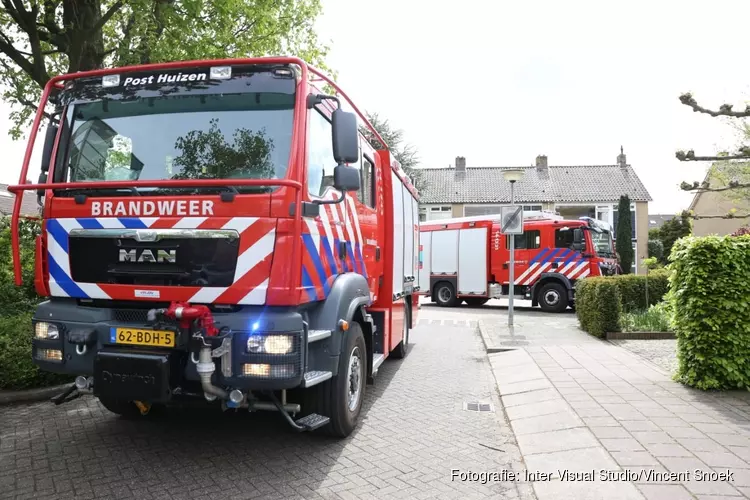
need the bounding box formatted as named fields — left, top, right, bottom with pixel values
left=508, top=180, right=516, bottom=327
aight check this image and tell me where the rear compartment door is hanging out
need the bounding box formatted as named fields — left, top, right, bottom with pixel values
left=457, top=227, right=488, bottom=295
left=418, top=231, right=432, bottom=292
left=430, top=229, right=458, bottom=274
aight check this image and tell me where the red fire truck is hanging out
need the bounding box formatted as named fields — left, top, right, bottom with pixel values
left=418, top=211, right=619, bottom=312
left=7, top=56, right=421, bottom=438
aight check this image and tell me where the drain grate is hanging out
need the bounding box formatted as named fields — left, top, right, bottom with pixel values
left=464, top=401, right=495, bottom=412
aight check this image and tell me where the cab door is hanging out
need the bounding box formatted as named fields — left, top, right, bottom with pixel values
left=506, top=229, right=542, bottom=289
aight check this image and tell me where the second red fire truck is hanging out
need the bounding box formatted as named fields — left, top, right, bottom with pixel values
left=8, top=56, right=420, bottom=439
left=418, top=212, right=619, bottom=312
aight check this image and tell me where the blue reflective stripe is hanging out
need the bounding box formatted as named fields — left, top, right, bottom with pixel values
left=76, top=218, right=103, bottom=230
left=118, top=218, right=148, bottom=229
left=301, top=268, right=318, bottom=302
left=320, top=237, right=338, bottom=276
left=48, top=256, right=88, bottom=298
left=529, top=248, right=551, bottom=264
left=345, top=242, right=359, bottom=274
left=563, top=251, right=579, bottom=267
left=356, top=243, right=368, bottom=279
left=554, top=249, right=571, bottom=262
left=46, top=219, right=69, bottom=254
left=302, top=234, right=331, bottom=296
left=539, top=248, right=562, bottom=265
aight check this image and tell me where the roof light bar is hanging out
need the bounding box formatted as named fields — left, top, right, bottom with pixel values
left=102, top=74, right=120, bottom=87
left=210, top=66, right=232, bottom=80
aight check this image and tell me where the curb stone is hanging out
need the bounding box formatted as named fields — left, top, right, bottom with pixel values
left=0, top=382, right=73, bottom=405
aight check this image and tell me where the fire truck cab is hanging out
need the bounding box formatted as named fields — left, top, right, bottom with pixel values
left=8, top=57, right=420, bottom=439
left=418, top=211, right=619, bottom=312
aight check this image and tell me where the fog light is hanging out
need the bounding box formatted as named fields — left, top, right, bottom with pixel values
left=242, top=364, right=296, bottom=378
left=36, top=349, right=62, bottom=362
left=35, top=322, right=59, bottom=340
left=265, top=335, right=293, bottom=354
left=243, top=363, right=270, bottom=376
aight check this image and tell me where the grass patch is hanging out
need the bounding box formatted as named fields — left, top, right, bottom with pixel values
left=621, top=303, right=673, bottom=333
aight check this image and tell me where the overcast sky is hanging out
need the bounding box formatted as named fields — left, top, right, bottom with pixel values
left=1, top=0, right=749, bottom=214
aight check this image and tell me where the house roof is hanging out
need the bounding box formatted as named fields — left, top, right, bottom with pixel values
left=648, top=214, right=675, bottom=229
left=0, top=183, right=41, bottom=217
left=418, top=164, right=653, bottom=204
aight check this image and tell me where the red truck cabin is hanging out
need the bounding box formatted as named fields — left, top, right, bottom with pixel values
left=8, top=56, right=420, bottom=438
left=418, top=212, right=618, bottom=312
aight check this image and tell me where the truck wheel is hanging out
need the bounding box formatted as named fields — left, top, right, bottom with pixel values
left=391, top=301, right=410, bottom=359
left=434, top=282, right=458, bottom=307
left=313, top=321, right=367, bottom=438
left=97, top=397, right=162, bottom=419
left=537, top=282, right=569, bottom=313
left=464, top=297, right=489, bottom=307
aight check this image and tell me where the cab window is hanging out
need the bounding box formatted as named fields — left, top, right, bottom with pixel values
left=506, top=230, right=540, bottom=249
left=307, top=108, right=335, bottom=197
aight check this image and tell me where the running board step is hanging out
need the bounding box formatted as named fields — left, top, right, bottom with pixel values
left=372, top=354, right=385, bottom=376
left=295, top=413, right=330, bottom=431
left=308, top=329, right=332, bottom=342
left=302, top=370, right=332, bottom=388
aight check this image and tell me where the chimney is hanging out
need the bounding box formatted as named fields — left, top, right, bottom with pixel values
left=535, top=154, right=548, bottom=171
left=454, top=156, right=466, bottom=180
left=617, top=146, right=627, bottom=168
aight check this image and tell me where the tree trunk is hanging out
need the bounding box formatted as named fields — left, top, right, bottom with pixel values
left=63, top=0, right=106, bottom=73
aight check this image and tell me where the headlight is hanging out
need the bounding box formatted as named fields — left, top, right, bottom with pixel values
left=246, top=334, right=294, bottom=354
left=35, top=322, right=59, bottom=340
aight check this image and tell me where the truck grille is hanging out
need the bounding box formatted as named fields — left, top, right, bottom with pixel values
left=69, top=236, right=239, bottom=287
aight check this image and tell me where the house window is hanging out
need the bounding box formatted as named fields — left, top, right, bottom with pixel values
left=421, top=205, right=452, bottom=221
left=506, top=230, right=540, bottom=249
left=464, top=204, right=542, bottom=217
left=523, top=205, right=543, bottom=212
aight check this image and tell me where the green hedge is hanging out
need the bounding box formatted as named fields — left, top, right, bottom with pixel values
left=0, top=312, right=71, bottom=390
left=670, top=235, right=750, bottom=390
left=613, top=269, right=671, bottom=312
left=575, top=277, right=622, bottom=337
left=575, top=270, right=671, bottom=337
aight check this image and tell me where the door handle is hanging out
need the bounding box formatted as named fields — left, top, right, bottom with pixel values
left=503, top=263, right=508, bottom=269
left=376, top=247, right=381, bottom=261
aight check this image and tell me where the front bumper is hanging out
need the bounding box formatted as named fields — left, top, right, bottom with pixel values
left=31, top=298, right=332, bottom=401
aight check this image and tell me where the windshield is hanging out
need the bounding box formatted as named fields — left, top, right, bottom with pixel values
left=55, top=66, right=295, bottom=195
left=590, top=230, right=615, bottom=257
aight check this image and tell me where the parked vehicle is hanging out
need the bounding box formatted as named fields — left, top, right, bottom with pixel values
left=417, top=211, right=619, bottom=312
left=8, top=56, right=420, bottom=438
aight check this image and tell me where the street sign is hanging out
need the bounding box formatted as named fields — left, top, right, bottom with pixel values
left=500, top=205, right=524, bottom=235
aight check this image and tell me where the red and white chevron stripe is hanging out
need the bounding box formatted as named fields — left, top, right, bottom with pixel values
left=512, top=261, right=591, bottom=286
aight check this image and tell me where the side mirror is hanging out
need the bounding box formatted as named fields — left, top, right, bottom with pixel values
left=40, top=123, right=59, bottom=173
left=331, top=108, right=358, bottom=165
left=333, top=164, right=360, bottom=192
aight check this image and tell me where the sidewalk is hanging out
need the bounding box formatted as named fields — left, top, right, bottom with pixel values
left=479, top=311, right=750, bottom=500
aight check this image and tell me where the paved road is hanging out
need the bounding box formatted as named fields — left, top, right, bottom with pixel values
left=0, top=304, right=529, bottom=500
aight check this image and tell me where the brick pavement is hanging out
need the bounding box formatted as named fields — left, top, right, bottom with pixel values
left=0, top=311, right=530, bottom=500
left=479, top=309, right=750, bottom=499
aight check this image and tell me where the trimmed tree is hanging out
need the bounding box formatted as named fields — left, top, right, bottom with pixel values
left=616, top=195, right=634, bottom=274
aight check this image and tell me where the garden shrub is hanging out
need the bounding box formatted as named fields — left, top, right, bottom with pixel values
left=0, top=312, right=70, bottom=390
left=0, top=216, right=43, bottom=317
left=648, top=239, right=664, bottom=262
left=575, top=277, right=622, bottom=338
left=670, top=235, right=750, bottom=390
left=621, top=302, right=674, bottom=333
left=612, top=269, right=671, bottom=312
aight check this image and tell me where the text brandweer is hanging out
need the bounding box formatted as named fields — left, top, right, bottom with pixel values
left=91, top=200, right=214, bottom=217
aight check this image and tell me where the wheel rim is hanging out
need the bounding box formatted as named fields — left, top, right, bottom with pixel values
left=438, top=286, right=452, bottom=303
left=347, top=345, right=363, bottom=412
left=544, top=289, right=560, bottom=306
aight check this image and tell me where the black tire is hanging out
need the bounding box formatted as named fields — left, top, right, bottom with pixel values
left=464, top=297, right=489, bottom=307
left=537, top=282, right=569, bottom=313
left=97, top=397, right=163, bottom=419
left=391, top=301, right=410, bottom=359
left=307, top=322, right=367, bottom=438
left=434, top=281, right=459, bottom=307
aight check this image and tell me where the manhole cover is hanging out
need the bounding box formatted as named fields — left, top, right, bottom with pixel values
left=464, top=401, right=495, bottom=412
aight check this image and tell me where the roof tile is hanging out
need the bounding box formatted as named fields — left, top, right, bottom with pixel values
left=418, top=165, right=652, bottom=204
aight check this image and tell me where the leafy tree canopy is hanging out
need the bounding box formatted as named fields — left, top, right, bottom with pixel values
left=359, top=110, right=424, bottom=193
left=0, top=0, right=330, bottom=138
left=615, top=195, right=634, bottom=274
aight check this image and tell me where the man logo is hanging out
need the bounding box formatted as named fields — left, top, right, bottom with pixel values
left=119, top=249, right=176, bottom=263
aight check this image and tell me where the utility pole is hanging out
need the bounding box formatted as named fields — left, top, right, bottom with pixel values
left=508, top=179, right=516, bottom=327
